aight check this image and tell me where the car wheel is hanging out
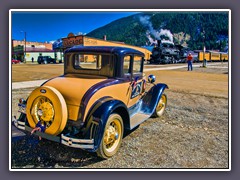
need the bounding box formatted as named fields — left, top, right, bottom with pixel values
left=152, top=94, right=167, bottom=117
left=97, top=113, right=123, bottom=159
left=26, top=86, right=68, bottom=135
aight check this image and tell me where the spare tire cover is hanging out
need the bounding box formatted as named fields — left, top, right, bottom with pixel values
left=26, top=86, right=68, bottom=135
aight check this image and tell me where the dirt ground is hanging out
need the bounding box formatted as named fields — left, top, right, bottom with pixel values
left=11, top=62, right=229, bottom=169
left=12, top=63, right=64, bottom=82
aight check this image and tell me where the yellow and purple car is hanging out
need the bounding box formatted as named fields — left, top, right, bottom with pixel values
left=13, top=46, right=168, bottom=158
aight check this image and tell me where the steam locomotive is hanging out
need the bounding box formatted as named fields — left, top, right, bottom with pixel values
left=148, top=40, right=188, bottom=64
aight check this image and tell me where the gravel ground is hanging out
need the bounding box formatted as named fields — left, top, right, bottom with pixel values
left=11, top=63, right=229, bottom=169
left=11, top=89, right=229, bottom=169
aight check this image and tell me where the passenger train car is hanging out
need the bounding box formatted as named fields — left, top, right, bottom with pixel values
left=197, top=51, right=228, bottom=62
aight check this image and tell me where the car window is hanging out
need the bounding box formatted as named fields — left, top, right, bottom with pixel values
left=73, top=53, right=103, bottom=70
left=133, top=55, right=142, bottom=73
left=123, top=55, right=131, bottom=74
left=65, top=53, right=114, bottom=77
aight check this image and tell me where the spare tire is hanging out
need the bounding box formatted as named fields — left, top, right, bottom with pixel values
left=26, top=86, right=68, bottom=135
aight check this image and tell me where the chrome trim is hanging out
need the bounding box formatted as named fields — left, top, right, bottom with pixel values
left=61, top=141, right=94, bottom=149
left=13, top=116, right=95, bottom=150
left=18, top=103, right=26, bottom=114
left=61, top=134, right=94, bottom=149
left=130, top=113, right=150, bottom=129
left=12, top=116, right=26, bottom=130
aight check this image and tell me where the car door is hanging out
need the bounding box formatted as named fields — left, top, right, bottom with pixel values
left=124, top=54, right=145, bottom=108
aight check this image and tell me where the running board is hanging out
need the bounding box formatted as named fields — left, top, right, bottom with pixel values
left=130, top=113, right=150, bottom=129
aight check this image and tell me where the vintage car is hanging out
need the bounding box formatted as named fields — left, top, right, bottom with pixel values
left=13, top=46, right=168, bottom=159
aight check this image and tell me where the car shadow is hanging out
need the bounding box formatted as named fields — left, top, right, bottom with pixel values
left=11, top=125, right=142, bottom=168
left=123, top=125, right=140, bottom=138
left=11, top=133, right=104, bottom=168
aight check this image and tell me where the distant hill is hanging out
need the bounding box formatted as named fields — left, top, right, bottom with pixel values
left=87, top=12, right=229, bottom=51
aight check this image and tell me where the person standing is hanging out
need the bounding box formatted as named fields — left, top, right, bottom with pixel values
left=31, top=57, right=34, bottom=63
left=187, top=53, right=193, bottom=71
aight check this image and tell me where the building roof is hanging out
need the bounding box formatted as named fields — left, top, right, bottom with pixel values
left=26, top=47, right=55, bottom=52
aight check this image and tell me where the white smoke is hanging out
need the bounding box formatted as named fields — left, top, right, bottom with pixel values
left=139, top=15, right=173, bottom=45
left=159, top=29, right=173, bottom=42
left=146, top=31, right=157, bottom=45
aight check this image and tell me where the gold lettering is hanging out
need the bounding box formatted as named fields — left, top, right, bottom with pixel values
left=84, top=38, right=98, bottom=45
left=62, top=36, right=83, bottom=48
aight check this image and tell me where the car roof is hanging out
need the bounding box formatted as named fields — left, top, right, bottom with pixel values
left=64, top=46, right=145, bottom=56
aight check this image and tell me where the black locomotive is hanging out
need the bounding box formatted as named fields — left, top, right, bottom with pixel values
left=149, top=40, right=188, bottom=64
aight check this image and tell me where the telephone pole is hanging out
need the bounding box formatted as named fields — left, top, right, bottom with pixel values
left=21, top=31, right=27, bottom=63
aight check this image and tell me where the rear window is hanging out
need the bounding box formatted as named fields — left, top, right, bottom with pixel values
left=65, top=52, right=114, bottom=77
left=73, top=54, right=107, bottom=70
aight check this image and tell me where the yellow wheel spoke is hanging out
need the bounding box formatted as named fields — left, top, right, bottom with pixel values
left=155, top=94, right=167, bottom=117
left=32, top=96, right=55, bottom=124
left=97, top=114, right=123, bottom=158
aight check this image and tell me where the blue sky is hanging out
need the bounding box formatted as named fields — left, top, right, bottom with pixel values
left=11, top=11, right=139, bottom=42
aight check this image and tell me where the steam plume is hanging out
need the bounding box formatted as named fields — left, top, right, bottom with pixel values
left=139, top=15, right=173, bottom=45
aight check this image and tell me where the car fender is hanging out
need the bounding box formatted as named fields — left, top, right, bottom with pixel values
left=82, top=97, right=129, bottom=152
left=141, top=83, right=169, bottom=116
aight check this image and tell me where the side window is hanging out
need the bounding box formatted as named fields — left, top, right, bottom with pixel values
left=123, top=55, right=131, bottom=74
left=133, top=55, right=142, bottom=73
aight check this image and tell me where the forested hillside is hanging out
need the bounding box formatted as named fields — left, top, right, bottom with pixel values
left=87, top=12, right=228, bottom=51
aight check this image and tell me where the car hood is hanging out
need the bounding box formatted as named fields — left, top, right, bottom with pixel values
left=43, top=76, right=107, bottom=106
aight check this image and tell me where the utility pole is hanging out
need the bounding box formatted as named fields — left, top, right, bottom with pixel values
left=12, top=39, right=14, bottom=59
left=21, top=31, right=27, bottom=63
left=202, top=29, right=206, bottom=68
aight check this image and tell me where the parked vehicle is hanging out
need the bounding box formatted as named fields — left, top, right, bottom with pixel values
left=37, top=56, right=56, bottom=64
left=13, top=46, right=168, bottom=159
left=11, top=59, right=21, bottom=64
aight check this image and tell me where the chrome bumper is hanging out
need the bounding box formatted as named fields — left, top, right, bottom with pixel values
left=12, top=116, right=94, bottom=150
left=61, top=134, right=94, bottom=149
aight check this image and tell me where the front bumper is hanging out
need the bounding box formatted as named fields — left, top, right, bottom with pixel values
left=12, top=116, right=94, bottom=150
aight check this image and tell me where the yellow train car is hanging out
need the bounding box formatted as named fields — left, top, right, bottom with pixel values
left=210, top=52, right=221, bottom=61
left=220, top=53, right=228, bottom=61
left=83, top=36, right=152, bottom=61
left=198, top=52, right=210, bottom=61
left=198, top=51, right=228, bottom=62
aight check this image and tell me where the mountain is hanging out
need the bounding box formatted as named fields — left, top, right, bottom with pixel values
left=87, top=12, right=229, bottom=51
